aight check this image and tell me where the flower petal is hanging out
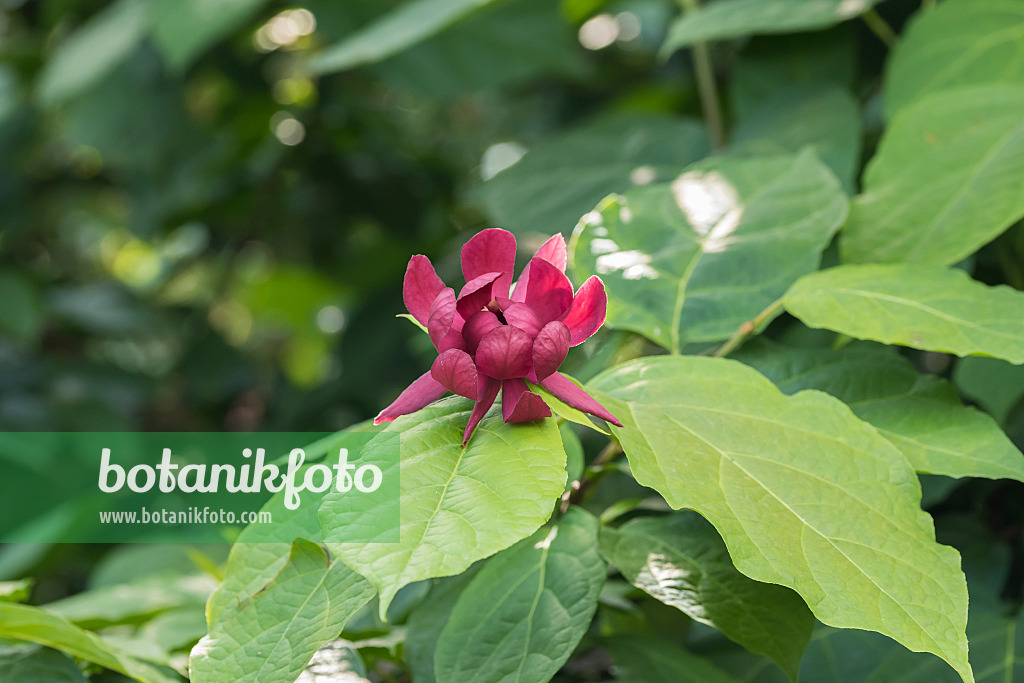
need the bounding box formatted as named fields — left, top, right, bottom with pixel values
left=427, top=288, right=456, bottom=348
left=431, top=349, right=479, bottom=400
left=534, top=233, right=567, bottom=272
left=464, top=376, right=500, bottom=445
left=374, top=371, right=447, bottom=425
left=456, top=272, right=505, bottom=320
left=461, top=228, right=516, bottom=287
left=560, top=276, right=608, bottom=346
left=503, top=301, right=542, bottom=338
left=532, top=320, right=570, bottom=381
left=463, top=310, right=502, bottom=354
left=539, top=372, right=622, bottom=427
left=403, top=255, right=446, bottom=326
left=502, top=378, right=552, bottom=423
left=475, top=325, right=533, bottom=380
left=522, top=258, right=574, bottom=324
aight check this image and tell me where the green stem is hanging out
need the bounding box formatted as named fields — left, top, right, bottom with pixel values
left=561, top=440, right=622, bottom=512
left=862, top=8, right=897, bottom=48
left=710, top=297, right=785, bottom=358
left=677, top=0, right=725, bottom=148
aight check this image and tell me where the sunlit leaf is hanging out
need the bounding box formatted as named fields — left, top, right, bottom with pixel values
left=189, top=540, right=374, bottom=683
left=785, top=264, right=1024, bottom=364
left=885, top=0, right=1024, bottom=118
left=321, top=397, right=567, bottom=616
left=841, top=85, right=1024, bottom=266
left=591, top=356, right=973, bottom=682
left=571, top=150, right=847, bottom=351
left=737, top=343, right=1024, bottom=481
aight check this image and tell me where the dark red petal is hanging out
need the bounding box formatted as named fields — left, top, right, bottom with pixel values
left=374, top=371, right=447, bottom=425
left=503, top=302, right=542, bottom=338
left=475, top=325, right=533, bottom=380
left=427, top=288, right=456, bottom=349
left=462, top=228, right=516, bottom=285
left=403, top=255, right=446, bottom=327
left=456, top=272, right=503, bottom=320
left=532, top=320, right=570, bottom=381
left=539, top=372, right=622, bottom=427
left=534, top=234, right=567, bottom=272
left=431, top=349, right=479, bottom=400
left=560, top=276, right=608, bottom=347
left=463, top=376, right=500, bottom=445
left=463, top=310, right=502, bottom=354
left=523, top=258, right=574, bottom=324
left=502, top=379, right=552, bottom=423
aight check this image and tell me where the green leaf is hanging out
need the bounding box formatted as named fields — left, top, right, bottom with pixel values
left=661, top=0, right=882, bottom=55
left=737, top=343, right=1024, bottom=481
left=841, top=85, right=1024, bottom=266
left=404, top=569, right=482, bottom=683
left=481, top=111, right=709, bottom=237
left=312, top=0, right=503, bottom=74
left=603, top=635, right=741, bottom=683
left=590, top=355, right=973, bottom=682
left=0, top=645, right=87, bottom=683
left=36, top=0, right=149, bottom=106
left=730, top=29, right=855, bottom=118
left=43, top=576, right=214, bottom=630
left=0, top=603, right=179, bottom=683
left=570, top=150, right=848, bottom=351
left=885, top=0, right=1024, bottom=118
left=730, top=85, right=861, bottom=192
left=784, top=264, right=1024, bottom=364
left=0, top=579, right=32, bottom=603
left=599, top=513, right=813, bottom=681
left=954, top=356, right=1024, bottom=424
left=189, top=540, right=375, bottom=683
left=321, top=397, right=567, bottom=616
left=150, top=0, right=274, bottom=72
left=434, top=507, right=605, bottom=682
left=369, top=0, right=585, bottom=98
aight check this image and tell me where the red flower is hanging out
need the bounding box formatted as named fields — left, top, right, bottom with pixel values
left=375, top=228, right=622, bottom=444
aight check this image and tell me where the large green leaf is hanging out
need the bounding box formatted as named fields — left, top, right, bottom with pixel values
left=661, top=0, right=883, bottom=55
left=0, top=645, right=87, bottom=683
left=189, top=540, right=375, bottom=683
left=481, top=111, right=709, bottom=237
left=841, top=85, right=1024, bottom=266
left=0, top=603, right=179, bottom=683
left=590, top=356, right=973, bottom=682
left=36, top=0, right=149, bottom=106
left=43, top=575, right=214, bottom=630
left=312, top=0, right=502, bottom=74
left=321, top=397, right=567, bottom=616
left=404, top=569, right=482, bottom=683
left=570, top=150, right=847, bottom=351
left=730, top=85, right=861, bottom=192
left=885, top=0, right=1024, bottom=118
left=603, top=635, right=741, bottom=683
left=784, top=264, right=1024, bottom=365
left=150, top=0, right=274, bottom=72
left=737, top=344, right=1024, bottom=481
left=434, top=508, right=605, bottom=681
left=599, top=513, right=813, bottom=681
